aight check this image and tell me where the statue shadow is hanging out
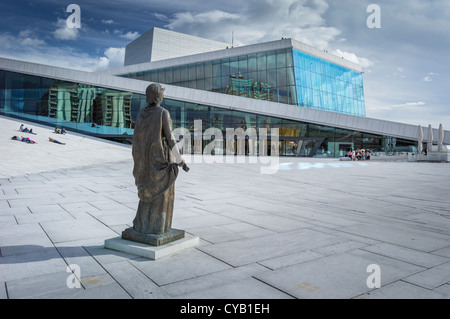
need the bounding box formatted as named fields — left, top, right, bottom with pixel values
left=0, top=242, right=142, bottom=264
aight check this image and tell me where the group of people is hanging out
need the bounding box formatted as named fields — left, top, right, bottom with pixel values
left=11, top=124, right=66, bottom=145
left=19, top=124, right=36, bottom=135
left=346, top=148, right=371, bottom=161
left=11, top=135, right=37, bottom=144
left=54, top=126, right=66, bottom=134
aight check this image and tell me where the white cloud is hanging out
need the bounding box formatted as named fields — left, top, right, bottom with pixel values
left=167, top=10, right=240, bottom=28
left=373, top=101, right=427, bottom=111
left=87, top=47, right=126, bottom=70
left=16, top=29, right=46, bottom=47
left=114, top=30, right=140, bottom=40
left=391, top=66, right=406, bottom=79
left=330, top=49, right=374, bottom=69
left=96, top=56, right=110, bottom=69
left=102, top=19, right=115, bottom=25
left=53, top=18, right=79, bottom=40
left=393, top=101, right=426, bottom=107
left=102, top=47, right=125, bottom=69
left=0, top=30, right=124, bottom=72
left=423, top=72, right=439, bottom=82
left=154, top=13, right=170, bottom=22
left=162, top=0, right=369, bottom=66
left=18, top=30, right=33, bottom=38
left=20, top=37, right=46, bottom=47
left=0, top=30, right=46, bottom=50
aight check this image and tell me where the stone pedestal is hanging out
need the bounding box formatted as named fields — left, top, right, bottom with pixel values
left=121, top=227, right=185, bottom=246
left=104, top=233, right=199, bottom=260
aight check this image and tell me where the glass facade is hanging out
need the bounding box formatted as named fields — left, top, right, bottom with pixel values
left=120, top=48, right=297, bottom=105
left=292, top=50, right=365, bottom=116
left=0, top=69, right=415, bottom=157
left=0, top=70, right=138, bottom=136
left=120, top=48, right=365, bottom=116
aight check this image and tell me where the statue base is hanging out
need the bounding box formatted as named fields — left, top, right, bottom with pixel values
left=121, top=227, right=185, bottom=246
left=104, top=233, right=199, bottom=260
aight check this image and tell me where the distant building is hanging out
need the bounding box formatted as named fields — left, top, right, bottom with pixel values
left=1, top=27, right=447, bottom=156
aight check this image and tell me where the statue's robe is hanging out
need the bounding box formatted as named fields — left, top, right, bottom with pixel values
left=131, top=105, right=179, bottom=234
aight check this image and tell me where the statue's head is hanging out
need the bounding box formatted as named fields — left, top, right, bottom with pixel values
left=145, top=83, right=165, bottom=106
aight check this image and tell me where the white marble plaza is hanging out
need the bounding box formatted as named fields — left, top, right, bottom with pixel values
left=1, top=115, right=449, bottom=299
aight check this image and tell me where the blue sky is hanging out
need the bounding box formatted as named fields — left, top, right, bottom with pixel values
left=1, top=0, right=449, bottom=129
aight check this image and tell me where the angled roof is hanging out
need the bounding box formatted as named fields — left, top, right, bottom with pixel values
left=100, top=36, right=362, bottom=77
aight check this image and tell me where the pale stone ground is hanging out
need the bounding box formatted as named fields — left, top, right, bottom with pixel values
left=1, top=115, right=449, bottom=299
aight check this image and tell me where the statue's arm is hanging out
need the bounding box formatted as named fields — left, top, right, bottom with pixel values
left=162, top=110, right=189, bottom=171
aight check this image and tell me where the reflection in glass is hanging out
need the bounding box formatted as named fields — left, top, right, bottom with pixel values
left=1, top=70, right=415, bottom=157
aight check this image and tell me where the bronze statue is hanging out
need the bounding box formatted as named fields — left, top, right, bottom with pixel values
left=122, top=83, right=189, bottom=246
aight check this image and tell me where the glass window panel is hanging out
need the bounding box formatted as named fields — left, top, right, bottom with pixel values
left=296, top=85, right=303, bottom=106
left=278, top=87, right=288, bottom=104
left=305, top=71, right=311, bottom=88
left=204, top=77, right=212, bottom=91
left=221, top=76, right=229, bottom=92
left=307, top=88, right=313, bottom=106
left=23, top=75, right=41, bottom=88
left=196, top=79, right=204, bottom=90
left=173, top=67, right=181, bottom=82
left=270, top=87, right=278, bottom=103
left=287, top=50, right=294, bottom=67
left=180, top=65, right=189, bottom=82
left=149, top=70, right=158, bottom=82
left=248, top=54, right=257, bottom=72
left=298, top=52, right=305, bottom=70
left=257, top=52, right=266, bottom=70
left=238, top=57, right=248, bottom=74
left=204, top=61, right=213, bottom=78
left=248, top=72, right=258, bottom=83
left=142, top=71, right=150, bottom=82
left=267, top=69, right=277, bottom=87
left=230, top=57, right=239, bottom=75
left=276, top=49, right=287, bottom=68
left=188, top=64, right=196, bottom=81
left=212, top=77, right=222, bottom=92
left=247, top=54, right=258, bottom=72
left=257, top=69, right=267, bottom=83
left=299, top=70, right=306, bottom=88
left=311, top=72, right=317, bottom=88
left=316, top=58, right=322, bottom=74
left=307, top=55, right=313, bottom=71
left=277, top=68, right=287, bottom=87
left=345, top=70, right=351, bottom=83
left=287, top=67, right=295, bottom=87
left=267, top=51, right=276, bottom=70
left=157, top=70, right=166, bottom=83
left=317, top=60, right=324, bottom=74
left=221, top=58, right=230, bottom=76
left=212, top=62, right=221, bottom=77
left=196, top=63, right=205, bottom=79
left=165, top=68, right=173, bottom=83
left=327, top=77, right=332, bottom=93
left=292, top=50, right=298, bottom=68
left=310, top=58, right=317, bottom=73
left=313, top=90, right=319, bottom=107
left=318, top=76, right=325, bottom=92
left=289, top=85, right=297, bottom=105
